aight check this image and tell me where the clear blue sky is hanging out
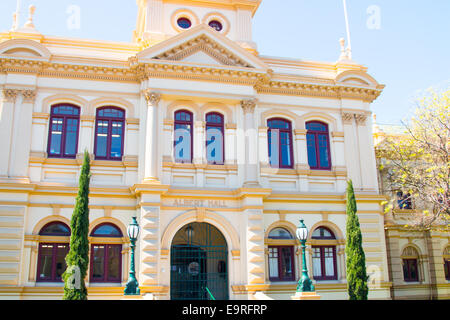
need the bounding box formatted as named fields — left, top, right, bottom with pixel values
left=1, top=0, right=449, bottom=125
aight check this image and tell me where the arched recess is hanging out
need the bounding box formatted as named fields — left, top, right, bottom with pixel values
left=88, top=97, right=135, bottom=118
left=260, top=108, right=301, bottom=129
left=32, top=215, right=72, bottom=235
left=265, top=220, right=298, bottom=240
left=0, top=39, right=51, bottom=59
left=167, top=100, right=200, bottom=121
left=41, top=94, right=89, bottom=115
left=161, top=209, right=239, bottom=252
left=200, top=102, right=233, bottom=124
left=308, top=220, right=345, bottom=241
left=298, top=112, right=338, bottom=131
left=88, top=217, right=128, bottom=239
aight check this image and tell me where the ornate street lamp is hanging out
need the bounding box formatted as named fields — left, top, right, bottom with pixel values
left=296, top=219, right=315, bottom=293
left=124, top=216, right=140, bottom=296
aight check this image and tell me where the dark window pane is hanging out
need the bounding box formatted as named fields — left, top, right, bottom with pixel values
left=98, top=108, right=124, bottom=118
left=55, top=244, right=69, bottom=279
left=206, top=113, right=223, bottom=124
left=209, top=20, right=223, bottom=31
left=64, top=118, right=78, bottom=156
left=92, top=245, right=105, bottom=281
left=39, top=223, right=70, bottom=236
left=107, top=245, right=121, bottom=281
left=53, top=106, right=79, bottom=116
left=38, top=244, right=54, bottom=280
left=96, top=120, right=108, bottom=158
left=268, top=119, right=290, bottom=130
left=91, top=224, right=122, bottom=237
left=110, top=121, right=123, bottom=158
left=306, top=122, right=327, bottom=132
left=307, top=133, right=317, bottom=168
left=177, top=17, right=192, bottom=29
left=280, top=131, right=292, bottom=167
left=280, top=247, right=293, bottom=279
left=318, top=134, right=330, bottom=168
left=268, top=228, right=293, bottom=239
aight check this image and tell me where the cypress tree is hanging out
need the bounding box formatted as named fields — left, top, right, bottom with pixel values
left=62, top=150, right=91, bottom=300
left=345, top=180, right=369, bottom=300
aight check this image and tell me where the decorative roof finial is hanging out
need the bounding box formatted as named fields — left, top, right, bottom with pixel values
left=24, top=4, right=36, bottom=29
left=339, top=38, right=348, bottom=61
left=11, top=0, right=20, bottom=31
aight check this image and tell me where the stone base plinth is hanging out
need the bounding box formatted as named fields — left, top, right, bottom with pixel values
left=291, top=291, right=321, bottom=300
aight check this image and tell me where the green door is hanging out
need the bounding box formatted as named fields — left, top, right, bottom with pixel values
left=170, top=222, right=228, bottom=300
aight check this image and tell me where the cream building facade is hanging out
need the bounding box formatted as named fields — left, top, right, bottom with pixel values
left=0, top=0, right=391, bottom=300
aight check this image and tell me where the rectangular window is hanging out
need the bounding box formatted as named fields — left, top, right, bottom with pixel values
left=403, top=259, right=419, bottom=282
left=445, top=260, right=449, bottom=280
left=268, top=246, right=294, bottom=281
left=90, top=244, right=122, bottom=283
left=206, top=126, right=224, bottom=164
left=37, top=243, right=69, bottom=282
left=312, top=246, right=337, bottom=280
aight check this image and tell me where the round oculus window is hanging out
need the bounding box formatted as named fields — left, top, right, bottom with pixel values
left=208, top=20, right=223, bottom=32
left=177, top=17, right=192, bottom=29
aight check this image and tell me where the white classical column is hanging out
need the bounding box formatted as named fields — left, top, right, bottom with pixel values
left=294, top=129, right=309, bottom=192
left=143, top=90, right=161, bottom=183
left=241, top=99, right=259, bottom=187
left=10, top=90, right=36, bottom=180
left=342, top=112, right=362, bottom=190
left=355, top=114, right=378, bottom=192
left=0, top=89, right=19, bottom=177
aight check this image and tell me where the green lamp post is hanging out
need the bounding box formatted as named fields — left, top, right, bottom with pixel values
left=124, top=216, right=140, bottom=296
left=296, top=219, right=315, bottom=292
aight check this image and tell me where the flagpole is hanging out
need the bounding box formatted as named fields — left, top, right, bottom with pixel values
left=342, top=0, right=352, bottom=59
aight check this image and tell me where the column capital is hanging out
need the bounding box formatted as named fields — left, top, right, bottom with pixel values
left=143, top=90, right=161, bottom=106
left=241, top=98, right=257, bottom=114
left=22, top=90, right=37, bottom=104
left=2, top=89, right=20, bottom=103
left=355, top=114, right=367, bottom=126
left=341, top=112, right=354, bottom=125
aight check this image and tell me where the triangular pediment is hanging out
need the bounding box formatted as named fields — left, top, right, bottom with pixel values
left=135, top=24, right=268, bottom=70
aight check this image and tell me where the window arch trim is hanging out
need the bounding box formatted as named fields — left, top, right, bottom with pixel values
left=39, top=221, right=71, bottom=236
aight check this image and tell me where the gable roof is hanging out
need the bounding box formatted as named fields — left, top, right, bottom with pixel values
left=135, top=24, right=268, bottom=70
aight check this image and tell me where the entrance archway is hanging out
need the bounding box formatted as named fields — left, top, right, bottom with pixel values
left=170, top=222, right=229, bottom=300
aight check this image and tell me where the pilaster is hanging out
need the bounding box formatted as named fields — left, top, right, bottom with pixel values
left=0, top=89, right=19, bottom=177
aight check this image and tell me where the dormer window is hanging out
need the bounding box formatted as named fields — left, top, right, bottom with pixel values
left=177, top=17, right=192, bottom=29
left=208, top=20, right=223, bottom=32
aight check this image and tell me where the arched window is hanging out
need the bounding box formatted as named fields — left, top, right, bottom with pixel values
left=311, top=227, right=337, bottom=280
left=268, top=227, right=295, bottom=281
left=401, top=246, right=419, bottom=282
left=206, top=112, right=224, bottom=165
left=174, top=110, right=193, bottom=163
left=47, top=104, right=80, bottom=158
left=90, top=223, right=123, bottom=283
left=306, top=121, right=331, bottom=170
left=37, top=222, right=70, bottom=282
left=94, top=107, right=125, bottom=161
left=267, top=118, right=294, bottom=168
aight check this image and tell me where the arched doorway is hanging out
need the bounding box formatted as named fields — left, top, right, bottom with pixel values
left=170, top=222, right=229, bottom=300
